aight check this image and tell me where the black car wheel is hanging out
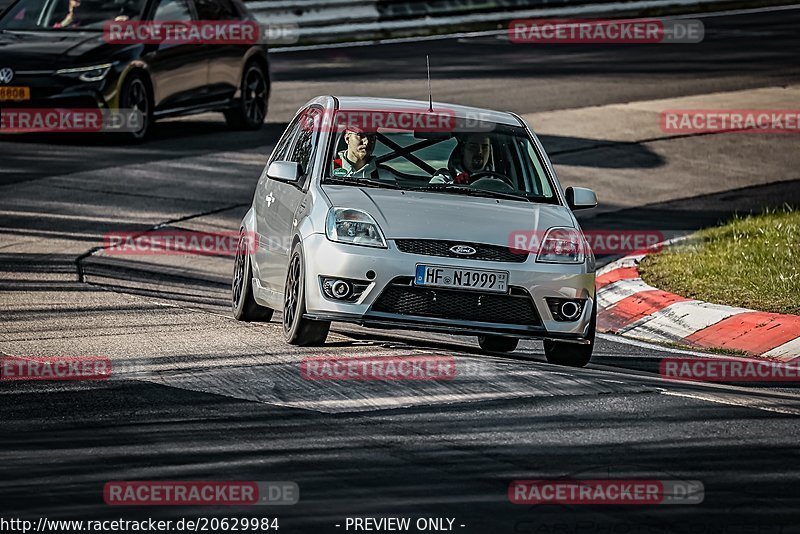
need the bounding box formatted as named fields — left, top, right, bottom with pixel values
left=225, top=62, right=269, bottom=131
left=477, top=335, right=519, bottom=353
left=232, top=230, right=274, bottom=322
left=119, top=72, right=152, bottom=142
left=283, top=243, right=330, bottom=346
left=543, top=299, right=596, bottom=368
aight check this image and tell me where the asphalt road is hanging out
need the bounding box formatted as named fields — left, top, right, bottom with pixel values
left=2, top=6, right=800, bottom=534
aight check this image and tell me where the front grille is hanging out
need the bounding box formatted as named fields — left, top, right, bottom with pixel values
left=394, top=239, right=528, bottom=263
left=371, top=279, right=541, bottom=326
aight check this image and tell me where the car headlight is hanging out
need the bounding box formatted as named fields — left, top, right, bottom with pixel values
left=55, top=63, right=114, bottom=82
left=536, top=227, right=585, bottom=264
left=326, top=208, right=387, bottom=248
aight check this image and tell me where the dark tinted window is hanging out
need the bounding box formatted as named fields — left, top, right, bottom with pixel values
left=0, top=0, right=146, bottom=29
left=154, top=0, right=192, bottom=21
left=194, top=0, right=238, bottom=20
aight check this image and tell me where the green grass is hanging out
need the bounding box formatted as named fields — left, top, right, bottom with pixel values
left=638, top=206, right=800, bottom=316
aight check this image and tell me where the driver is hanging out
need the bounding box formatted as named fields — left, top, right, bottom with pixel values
left=53, top=0, right=132, bottom=27
left=429, top=133, right=493, bottom=184
left=53, top=0, right=82, bottom=27
left=332, top=128, right=396, bottom=182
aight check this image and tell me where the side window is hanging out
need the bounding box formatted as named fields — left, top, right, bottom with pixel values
left=289, top=111, right=317, bottom=173
left=154, top=0, right=192, bottom=21
left=524, top=140, right=554, bottom=198
left=264, top=108, right=320, bottom=187
left=270, top=119, right=302, bottom=164
left=194, top=0, right=238, bottom=20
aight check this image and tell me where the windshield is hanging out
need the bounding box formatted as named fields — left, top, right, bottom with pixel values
left=0, top=0, right=146, bottom=30
left=321, top=111, right=557, bottom=203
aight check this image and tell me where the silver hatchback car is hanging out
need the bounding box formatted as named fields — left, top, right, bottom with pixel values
left=232, top=96, right=598, bottom=366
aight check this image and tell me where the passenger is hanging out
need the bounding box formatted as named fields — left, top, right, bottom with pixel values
left=332, top=129, right=395, bottom=182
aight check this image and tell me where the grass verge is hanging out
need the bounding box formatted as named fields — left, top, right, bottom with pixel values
left=638, top=205, right=800, bottom=316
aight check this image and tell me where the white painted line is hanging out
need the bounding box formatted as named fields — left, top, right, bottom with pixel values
left=598, top=278, right=654, bottom=307
left=618, top=300, right=749, bottom=343
left=669, top=2, right=800, bottom=18
left=597, top=332, right=728, bottom=358
left=762, top=337, right=800, bottom=361
left=661, top=390, right=800, bottom=416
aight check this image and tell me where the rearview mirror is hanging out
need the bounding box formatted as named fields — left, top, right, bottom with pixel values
left=267, top=161, right=302, bottom=182
left=565, top=186, right=597, bottom=210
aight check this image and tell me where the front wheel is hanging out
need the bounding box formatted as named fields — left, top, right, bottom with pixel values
left=225, top=62, right=269, bottom=131
left=543, top=300, right=596, bottom=367
left=283, top=243, right=330, bottom=346
left=118, top=72, right=153, bottom=142
left=478, top=335, right=519, bottom=353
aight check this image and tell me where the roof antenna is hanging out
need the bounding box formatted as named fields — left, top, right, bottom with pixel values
left=426, top=55, right=433, bottom=112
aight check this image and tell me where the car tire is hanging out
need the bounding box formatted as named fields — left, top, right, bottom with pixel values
left=477, top=335, right=519, bottom=353
left=283, top=243, right=330, bottom=346
left=225, top=61, right=269, bottom=131
left=232, top=230, right=274, bottom=322
left=543, top=299, right=596, bottom=368
left=118, top=71, right=153, bottom=143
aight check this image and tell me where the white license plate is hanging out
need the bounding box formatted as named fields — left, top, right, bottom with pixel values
left=415, top=264, right=508, bottom=293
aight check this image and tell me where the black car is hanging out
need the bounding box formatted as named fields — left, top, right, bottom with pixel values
left=0, top=0, right=270, bottom=140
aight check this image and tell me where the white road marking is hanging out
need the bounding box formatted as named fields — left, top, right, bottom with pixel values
left=661, top=390, right=800, bottom=416
left=597, top=332, right=730, bottom=358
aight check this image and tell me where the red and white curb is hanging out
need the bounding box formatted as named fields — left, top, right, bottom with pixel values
left=596, top=253, right=800, bottom=361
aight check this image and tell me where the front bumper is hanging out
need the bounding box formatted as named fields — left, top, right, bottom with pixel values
left=302, top=233, right=595, bottom=341
left=0, top=72, right=116, bottom=111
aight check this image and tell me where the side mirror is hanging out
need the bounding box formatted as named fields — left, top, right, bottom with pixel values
left=565, top=186, right=597, bottom=210
left=267, top=161, right=302, bottom=182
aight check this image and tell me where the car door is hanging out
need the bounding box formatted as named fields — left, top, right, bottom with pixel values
left=194, top=0, right=244, bottom=101
left=145, top=0, right=209, bottom=111
left=252, top=114, right=301, bottom=293
left=254, top=107, right=322, bottom=294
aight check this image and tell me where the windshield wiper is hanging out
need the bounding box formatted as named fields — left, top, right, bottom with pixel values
left=411, top=184, right=533, bottom=202
left=324, top=177, right=402, bottom=190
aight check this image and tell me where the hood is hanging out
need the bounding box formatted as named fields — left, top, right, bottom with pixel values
left=321, top=186, right=574, bottom=245
left=0, top=30, right=121, bottom=69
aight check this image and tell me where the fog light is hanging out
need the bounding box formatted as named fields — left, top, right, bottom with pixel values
left=331, top=280, right=351, bottom=299
left=546, top=297, right=585, bottom=322
left=560, top=301, right=581, bottom=320
left=321, top=277, right=369, bottom=302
